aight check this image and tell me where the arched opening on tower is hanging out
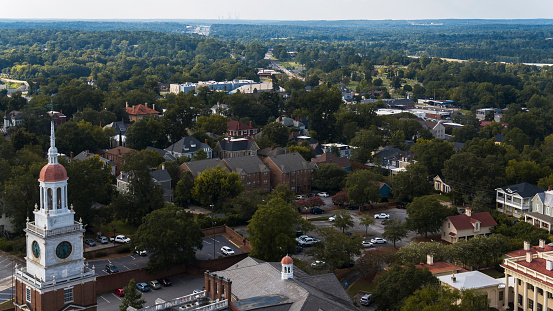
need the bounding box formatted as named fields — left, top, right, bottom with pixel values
left=57, top=187, right=62, bottom=209
left=47, top=188, right=53, bottom=210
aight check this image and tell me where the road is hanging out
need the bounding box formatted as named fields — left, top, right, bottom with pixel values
left=265, top=53, right=304, bottom=81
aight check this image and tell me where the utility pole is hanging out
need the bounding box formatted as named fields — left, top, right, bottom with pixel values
left=210, top=203, right=215, bottom=259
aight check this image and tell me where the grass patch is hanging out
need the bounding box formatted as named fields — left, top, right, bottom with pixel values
left=309, top=216, right=331, bottom=221
left=459, top=109, right=471, bottom=114
left=433, top=194, right=452, bottom=202
left=101, top=220, right=138, bottom=236
left=346, top=271, right=382, bottom=297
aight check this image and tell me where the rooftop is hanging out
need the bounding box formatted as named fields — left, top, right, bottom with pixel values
left=437, top=271, right=503, bottom=290
left=497, top=182, right=545, bottom=198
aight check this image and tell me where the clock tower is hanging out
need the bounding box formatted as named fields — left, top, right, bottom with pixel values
left=14, top=121, right=97, bottom=311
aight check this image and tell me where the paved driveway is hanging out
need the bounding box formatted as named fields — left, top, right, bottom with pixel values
left=0, top=254, right=18, bottom=303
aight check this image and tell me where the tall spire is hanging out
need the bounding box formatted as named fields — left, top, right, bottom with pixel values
left=47, top=120, right=58, bottom=164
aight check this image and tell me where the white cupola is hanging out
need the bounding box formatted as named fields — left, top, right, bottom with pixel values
left=281, top=255, right=294, bottom=280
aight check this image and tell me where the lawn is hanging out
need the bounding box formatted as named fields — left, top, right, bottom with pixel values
left=100, top=220, right=138, bottom=236
left=346, top=271, right=383, bottom=297
left=433, top=194, right=452, bottom=202
left=309, top=216, right=331, bottom=221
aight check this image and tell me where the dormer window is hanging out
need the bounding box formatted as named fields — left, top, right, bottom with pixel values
left=474, top=221, right=480, bottom=232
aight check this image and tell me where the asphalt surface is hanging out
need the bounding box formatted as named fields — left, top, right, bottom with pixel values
left=0, top=255, right=17, bottom=303
left=196, top=235, right=243, bottom=260
left=97, top=274, right=205, bottom=311
left=88, top=253, right=151, bottom=276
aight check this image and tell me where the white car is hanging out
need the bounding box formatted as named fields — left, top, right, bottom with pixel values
left=360, top=294, right=372, bottom=306
left=221, top=246, right=235, bottom=256
left=371, top=237, right=387, bottom=244
left=317, top=192, right=329, bottom=197
left=311, top=260, right=325, bottom=268
left=110, top=235, right=131, bottom=244
left=362, top=241, right=374, bottom=248
left=374, top=213, right=390, bottom=219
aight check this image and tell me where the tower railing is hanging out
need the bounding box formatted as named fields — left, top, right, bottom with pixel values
left=25, top=221, right=84, bottom=238
left=15, top=266, right=95, bottom=289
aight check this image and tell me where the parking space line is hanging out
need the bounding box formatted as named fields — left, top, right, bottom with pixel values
left=112, top=293, right=122, bottom=300
left=123, top=265, right=130, bottom=270
left=130, top=256, right=136, bottom=260
left=100, top=295, right=110, bottom=303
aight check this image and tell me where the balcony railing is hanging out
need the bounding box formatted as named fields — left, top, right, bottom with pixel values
left=15, top=267, right=95, bottom=289
left=136, top=291, right=228, bottom=311
left=25, top=221, right=83, bottom=238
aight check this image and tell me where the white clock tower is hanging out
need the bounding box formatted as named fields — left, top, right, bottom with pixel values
left=14, top=121, right=97, bottom=311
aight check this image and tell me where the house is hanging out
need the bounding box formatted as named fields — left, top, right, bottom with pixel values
left=164, top=136, right=212, bottom=159
left=103, top=146, right=136, bottom=175
left=437, top=271, right=505, bottom=309
left=434, top=175, right=452, bottom=193
left=72, top=150, right=116, bottom=175
left=496, top=182, right=545, bottom=218
left=178, top=158, right=229, bottom=178
left=103, top=120, right=129, bottom=147
left=372, top=145, right=415, bottom=169
left=277, top=115, right=308, bottom=136
left=227, top=119, right=258, bottom=138
left=204, top=256, right=358, bottom=311
left=222, top=156, right=271, bottom=193
left=321, top=143, right=353, bottom=159
left=417, top=119, right=446, bottom=139
left=47, top=111, right=66, bottom=128
left=378, top=182, right=391, bottom=197
left=310, top=152, right=351, bottom=171
left=146, top=146, right=177, bottom=162
left=526, top=188, right=553, bottom=233
left=505, top=240, right=553, bottom=258
left=501, top=247, right=553, bottom=310
left=262, top=152, right=312, bottom=193
left=476, top=108, right=503, bottom=121
left=441, top=208, right=497, bottom=243
left=257, top=146, right=287, bottom=158
left=210, top=102, right=228, bottom=115
left=117, top=168, right=173, bottom=202
left=2, top=110, right=23, bottom=132
left=125, top=102, right=159, bottom=122
left=215, top=138, right=259, bottom=159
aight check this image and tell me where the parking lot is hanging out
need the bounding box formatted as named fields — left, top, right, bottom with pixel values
left=97, top=273, right=205, bottom=311
left=88, top=253, right=151, bottom=276
left=196, top=235, right=243, bottom=260
left=0, top=254, right=18, bottom=304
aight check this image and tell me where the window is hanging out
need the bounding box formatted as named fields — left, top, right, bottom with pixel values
left=291, top=187, right=295, bottom=191
left=499, top=290, right=504, bottom=301
left=64, top=288, right=73, bottom=303
left=26, top=287, right=31, bottom=303
left=538, top=303, right=543, bottom=311
left=448, top=222, right=450, bottom=228
left=264, top=180, right=268, bottom=185
left=529, top=299, right=534, bottom=309
left=518, top=294, right=523, bottom=305
left=291, top=179, right=295, bottom=184
left=291, top=172, right=295, bottom=176
left=247, top=182, right=251, bottom=187
left=529, top=284, right=534, bottom=291
left=548, top=292, right=553, bottom=299
left=548, top=206, right=551, bottom=216
left=539, top=288, right=544, bottom=295
left=264, top=172, right=268, bottom=176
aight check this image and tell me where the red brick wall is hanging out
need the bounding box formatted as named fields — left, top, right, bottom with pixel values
left=15, top=279, right=96, bottom=311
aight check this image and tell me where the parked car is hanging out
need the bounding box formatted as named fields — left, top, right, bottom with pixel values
left=360, top=293, right=372, bottom=306
left=193, top=289, right=203, bottom=294
left=306, top=193, right=316, bottom=198
left=311, top=260, right=325, bottom=268
left=295, top=230, right=304, bottom=237
left=113, top=288, right=125, bottom=297
left=310, top=208, right=324, bottom=214
left=135, top=248, right=147, bottom=256
left=345, top=204, right=359, bottom=210
left=221, top=246, right=235, bottom=256
left=296, top=235, right=320, bottom=247
left=84, top=238, right=96, bottom=247
left=158, top=278, right=172, bottom=287
left=136, top=283, right=150, bottom=292
left=374, top=213, right=390, bottom=219
left=96, top=236, right=108, bottom=244
left=317, top=192, right=329, bottom=197
left=110, top=235, right=131, bottom=244
left=328, top=215, right=337, bottom=222
left=105, top=264, right=119, bottom=274
left=362, top=241, right=374, bottom=248
left=296, top=195, right=306, bottom=200
left=371, top=237, right=387, bottom=244
left=148, top=280, right=162, bottom=290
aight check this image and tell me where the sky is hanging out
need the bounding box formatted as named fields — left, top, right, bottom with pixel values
left=3, top=0, right=553, bottom=20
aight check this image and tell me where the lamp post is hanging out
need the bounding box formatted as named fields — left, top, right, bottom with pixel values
left=210, top=204, right=215, bottom=259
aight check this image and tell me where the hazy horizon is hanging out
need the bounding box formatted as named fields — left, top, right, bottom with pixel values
left=4, top=0, right=553, bottom=21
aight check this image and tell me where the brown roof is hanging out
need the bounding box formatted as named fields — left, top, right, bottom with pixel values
left=506, top=245, right=553, bottom=258
left=126, top=104, right=159, bottom=116
left=415, top=261, right=467, bottom=275
left=227, top=119, right=254, bottom=131
left=447, top=212, right=497, bottom=230
left=310, top=152, right=351, bottom=168
left=39, top=164, right=68, bottom=182
left=503, top=257, right=553, bottom=287
left=104, top=146, right=135, bottom=157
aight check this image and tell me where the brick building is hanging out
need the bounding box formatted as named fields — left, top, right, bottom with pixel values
left=222, top=156, right=270, bottom=193
left=262, top=152, right=312, bottom=193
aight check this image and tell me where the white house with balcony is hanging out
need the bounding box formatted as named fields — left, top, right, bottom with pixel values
left=496, top=182, right=545, bottom=218
left=526, top=189, right=553, bottom=233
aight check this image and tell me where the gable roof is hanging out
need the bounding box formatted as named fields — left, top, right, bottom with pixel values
left=165, top=136, right=210, bottom=155
left=126, top=104, right=159, bottom=116
left=104, top=121, right=129, bottom=135
left=373, top=145, right=402, bottom=159
left=258, top=147, right=287, bottom=157
left=228, top=119, right=255, bottom=131
left=447, top=212, right=497, bottom=230
left=179, top=158, right=228, bottom=178
left=146, top=146, right=177, bottom=161
left=265, top=152, right=311, bottom=173
left=150, top=169, right=171, bottom=182
left=223, top=156, right=269, bottom=175
left=497, top=182, right=545, bottom=198
left=310, top=152, right=350, bottom=168
left=104, top=146, right=135, bottom=157
left=218, top=139, right=258, bottom=151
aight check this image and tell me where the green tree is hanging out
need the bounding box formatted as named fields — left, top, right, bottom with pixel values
left=395, top=242, right=449, bottom=265
left=2, top=164, right=43, bottom=232
left=125, top=117, right=168, bottom=150
left=406, top=196, right=454, bottom=237
left=382, top=219, right=409, bottom=247
left=288, top=145, right=315, bottom=161
left=411, top=139, right=455, bottom=175
left=191, top=165, right=244, bottom=206
left=308, top=226, right=362, bottom=270
left=192, top=149, right=208, bottom=161
left=260, top=122, right=289, bottom=147
left=247, top=197, right=301, bottom=261
left=402, top=285, right=492, bottom=311
left=174, top=171, right=194, bottom=207
left=312, top=163, right=347, bottom=191
left=119, top=279, right=146, bottom=311
left=332, top=210, right=355, bottom=233
left=360, top=214, right=375, bottom=235
left=503, top=127, right=531, bottom=152
left=350, top=128, right=384, bottom=163
left=345, top=169, right=383, bottom=205
left=392, top=163, right=432, bottom=202
left=373, top=264, right=438, bottom=311
left=133, top=206, right=204, bottom=273
left=196, top=114, right=228, bottom=135
left=506, top=159, right=551, bottom=185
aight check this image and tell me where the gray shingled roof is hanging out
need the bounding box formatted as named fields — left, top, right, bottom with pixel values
left=258, top=147, right=287, bottom=157
left=150, top=169, right=171, bottom=182
left=266, top=153, right=311, bottom=173
left=181, top=158, right=229, bottom=178
left=165, top=136, right=210, bottom=155
left=498, top=182, right=545, bottom=198
left=223, top=156, right=269, bottom=175
left=218, top=139, right=257, bottom=151
left=146, top=146, right=177, bottom=161
left=214, top=257, right=357, bottom=311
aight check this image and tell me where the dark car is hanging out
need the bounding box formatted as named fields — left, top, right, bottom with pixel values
left=105, top=264, right=119, bottom=274
left=295, top=245, right=303, bottom=254
left=310, top=208, right=324, bottom=214
left=295, top=231, right=304, bottom=237
left=158, top=278, right=172, bottom=287
left=306, top=193, right=316, bottom=198
left=345, top=204, right=359, bottom=210
left=84, top=238, right=96, bottom=247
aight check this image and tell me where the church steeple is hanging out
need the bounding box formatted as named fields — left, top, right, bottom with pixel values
left=47, top=120, right=58, bottom=165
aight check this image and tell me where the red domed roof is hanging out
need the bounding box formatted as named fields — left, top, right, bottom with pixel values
left=281, top=255, right=293, bottom=265
left=39, top=164, right=68, bottom=182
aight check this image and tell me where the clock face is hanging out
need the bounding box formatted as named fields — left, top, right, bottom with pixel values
left=32, top=241, right=40, bottom=258
left=55, top=241, right=72, bottom=259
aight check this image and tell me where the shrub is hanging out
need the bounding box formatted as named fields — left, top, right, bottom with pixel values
left=95, top=251, right=107, bottom=258
left=117, top=244, right=131, bottom=253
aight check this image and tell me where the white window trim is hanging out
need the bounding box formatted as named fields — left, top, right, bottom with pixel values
left=26, top=286, right=31, bottom=303
left=64, top=287, right=74, bottom=303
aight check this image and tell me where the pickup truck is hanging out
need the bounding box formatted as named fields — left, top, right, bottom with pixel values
left=110, top=235, right=131, bottom=244
left=296, top=235, right=320, bottom=247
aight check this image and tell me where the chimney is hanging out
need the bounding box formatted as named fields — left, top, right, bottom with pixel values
left=205, top=139, right=208, bottom=145
left=126, top=102, right=128, bottom=108
left=540, top=239, right=546, bottom=249
left=162, top=163, right=165, bottom=171
left=249, top=121, right=253, bottom=128
left=279, top=116, right=282, bottom=122
left=427, top=254, right=434, bottom=266
left=100, top=121, right=102, bottom=127
left=70, top=151, right=73, bottom=159
left=465, top=207, right=472, bottom=217
left=547, top=260, right=553, bottom=271
left=145, top=102, right=148, bottom=108
left=549, top=185, right=552, bottom=191
left=451, top=272, right=456, bottom=282
left=524, top=241, right=531, bottom=251
left=526, top=252, right=533, bottom=263
left=153, top=104, right=155, bottom=111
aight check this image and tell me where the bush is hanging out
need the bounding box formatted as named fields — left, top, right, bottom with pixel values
left=117, top=244, right=131, bottom=253
left=84, top=252, right=95, bottom=259
left=95, top=251, right=107, bottom=258
left=0, top=238, right=13, bottom=252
